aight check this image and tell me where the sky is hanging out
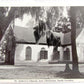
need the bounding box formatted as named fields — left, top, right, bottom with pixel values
left=15, top=13, right=36, bottom=28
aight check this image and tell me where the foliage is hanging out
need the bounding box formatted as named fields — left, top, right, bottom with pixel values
left=54, top=17, right=71, bottom=33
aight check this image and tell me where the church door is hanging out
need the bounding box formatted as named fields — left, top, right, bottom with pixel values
left=63, top=48, right=70, bottom=60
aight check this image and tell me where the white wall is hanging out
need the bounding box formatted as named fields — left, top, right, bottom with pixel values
left=15, top=43, right=84, bottom=64
left=77, top=44, right=84, bottom=62
left=58, top=46, right=72, bottom=61
left=58, top=45, right=84, bottom=62
left=15, top=44, right=54, bottom=64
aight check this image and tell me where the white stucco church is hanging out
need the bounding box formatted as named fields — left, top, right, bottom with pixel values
left=59, top=28, right=84, bottom=63
left=14, top=26, right=54, bottom=65
left=12, top=14, right=84, bottom=65
left=13, top=26, right=84, bottom=65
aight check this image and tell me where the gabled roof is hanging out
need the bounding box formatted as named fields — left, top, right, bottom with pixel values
left=62, top=28, right=83, bottom=45
left=14, top=26, right=83, bottom=46
left=13, top=26, right=47, bottom=44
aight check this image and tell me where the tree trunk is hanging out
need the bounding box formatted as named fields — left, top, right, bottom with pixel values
left=70, top=7, right=79, bottom=72
left=0, top=7, right=16, bottom=41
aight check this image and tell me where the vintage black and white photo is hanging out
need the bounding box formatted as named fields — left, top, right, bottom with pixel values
left=0, top=6, right=84, bottom=80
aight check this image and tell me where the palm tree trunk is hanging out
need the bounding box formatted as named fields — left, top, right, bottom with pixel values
left=70, top=7, right=79, bottom=72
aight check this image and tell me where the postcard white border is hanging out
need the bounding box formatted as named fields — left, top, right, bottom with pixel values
left=0, top=0, right=84, bottom=84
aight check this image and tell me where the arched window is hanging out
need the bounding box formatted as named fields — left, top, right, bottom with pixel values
left=40, top=47, right=48, bottom=60
left=63, top=48, right=70, bottom=60
left=26, top=46, right=32, bottom=60
left=53, top=47, right=60, bottom=60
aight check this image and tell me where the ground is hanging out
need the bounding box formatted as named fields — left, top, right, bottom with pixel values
left=0, top=62, right=84, bottom=79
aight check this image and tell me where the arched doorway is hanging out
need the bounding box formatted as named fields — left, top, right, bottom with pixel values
left=40, top=47, right=48, bottom=60
left=63, top=48, right=70, bottom=60
left=26, top=46, right=32, bottom=60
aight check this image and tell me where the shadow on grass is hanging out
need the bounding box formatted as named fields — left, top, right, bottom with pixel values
left=55, top=71, right=84, bottom=79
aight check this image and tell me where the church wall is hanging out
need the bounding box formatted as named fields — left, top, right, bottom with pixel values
left=58, top=44, right=84, bottom=63
left=77, top=44, right=84, bottom=62
left=14, top=43, right=84, bottom=65
left=14, top=43, right=54, bottom=65
left=58, top=46, right=72, bottom=61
